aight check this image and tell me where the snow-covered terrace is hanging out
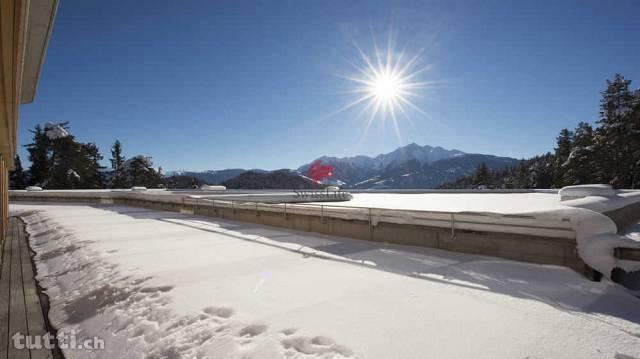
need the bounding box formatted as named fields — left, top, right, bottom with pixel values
left=9, top=201, right=640, bottom=358
left=10, top=188, right=640, bottom=279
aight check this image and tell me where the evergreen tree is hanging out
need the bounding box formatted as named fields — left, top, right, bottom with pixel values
left=473, top=163, right=489, bottom=188
left=514, top=160, right=532, bottom=188
left=25, top=124, right=50, bottom=186
left=47, top=126, right=84, bottom=189
left=597, top=74, right=637, bottom=187
left=553, top=128, right=573, bottom=187
left=80, top=143, right=105, bottom=188
left=564, top=122, right=595, bottom=185
left=125, top=156, right=162, bottom=188
left=530, top=154, right=555, bottom=188
left=628, top=90, right=640, bottom=188
left=25, top=122, right=105, bottom=189
left=9, top=155, right=28, bottom=189
left=110, top=140, right=128, bottom=188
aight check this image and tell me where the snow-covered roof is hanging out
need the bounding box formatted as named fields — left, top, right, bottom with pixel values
left=10, top=203, right=640, bottom=359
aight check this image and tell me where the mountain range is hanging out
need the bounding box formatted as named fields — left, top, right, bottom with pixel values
left=166, top=143, right=519, bottom=189
left=164, top=169, right=251, bottom=184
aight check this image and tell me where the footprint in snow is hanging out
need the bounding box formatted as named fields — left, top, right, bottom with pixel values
left=238, top=324, right=267, bottom=338
left=203, top=306, right=235, bottom=318
left=280, top=328, right=298, bottom=336
left=140, top=285, right=174, bottom=293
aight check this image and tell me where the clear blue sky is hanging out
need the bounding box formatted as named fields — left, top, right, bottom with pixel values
left=18, top=0, right=640, bottom=171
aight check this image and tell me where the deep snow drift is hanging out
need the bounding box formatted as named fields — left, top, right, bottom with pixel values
left=10, top=203, right=640, bottom=359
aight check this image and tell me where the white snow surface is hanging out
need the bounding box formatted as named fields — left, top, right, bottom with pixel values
left=559, top=184, right=616, bottom=199
left=44, top=122, right=70, bottom=139
left=318, top=193, right=567, bottom=213
left=11, top=203, right=640, bottom=359
left=315, top=192, right=640, bottom=279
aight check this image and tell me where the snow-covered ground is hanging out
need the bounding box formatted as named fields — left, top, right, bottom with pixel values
left=313, top=192, right=640, bottom=280
left=312, top=192, right=567, bottom=213
left=10, top=203, right=640, bottom=359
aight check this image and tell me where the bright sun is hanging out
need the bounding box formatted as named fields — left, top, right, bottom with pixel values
left=371, top=73, right=402, bottom=102
left=336, top=32, right=437, bottom=141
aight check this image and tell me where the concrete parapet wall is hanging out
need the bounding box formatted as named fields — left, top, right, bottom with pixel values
left=10, top=191, right=593, bottom=277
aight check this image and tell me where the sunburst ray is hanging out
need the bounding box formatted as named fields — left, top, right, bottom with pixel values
left=337, top=32, right=435, bottom=130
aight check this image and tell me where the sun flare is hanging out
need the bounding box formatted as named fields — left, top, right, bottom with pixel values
left=336, top=32, right=438, bottom=141
left=371, top=72, right=402, bottom=102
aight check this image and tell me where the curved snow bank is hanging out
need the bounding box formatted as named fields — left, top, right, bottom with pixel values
left=571, top=208, right=640, bottom=278
left=559, top=184, right=615, bottom=200
left=559, top=190, right=640, bottom=281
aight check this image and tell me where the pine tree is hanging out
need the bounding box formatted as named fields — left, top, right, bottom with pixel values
left=597, top=74, right=636, bottom=187
left=9, top=155, right=28, bottom=189
left=473, top=163, right=489, bottom=188
left=438, top=74, right=640, bottom=190
left=564, top=122, right=595, bottom=185
left=110, top=140, right=128, bottom=188
left=531, top=154, right=555, bottom=188
left=628, top=89, right=640, bottom=188
left=553, top=128, right=573, bottom=187
left=26, top=122, right=105, bottom=189
left=25, top=124, right=50, bottom=186
left=47, top=127, right=83, bottom=189
left=515, top=160, right=531, bottom=188
left=80, top=143, right=105, bottom=188
left=125, top=156, right=162, bottom=188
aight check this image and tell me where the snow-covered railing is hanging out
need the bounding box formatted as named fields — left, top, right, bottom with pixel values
left=185, top=197, right=576, bottom=240
left=9, top=189, right=576, bottom=239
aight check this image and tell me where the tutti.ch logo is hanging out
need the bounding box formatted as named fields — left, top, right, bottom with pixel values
left=307, top=160, right=333, bottom=182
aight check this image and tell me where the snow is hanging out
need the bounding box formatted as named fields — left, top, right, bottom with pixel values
left=559, top=184, right=616, bottom=199
left=193, top=191, right=353, bottom=203
left=317, top=192, right=567, bottom=213
left=200, top=185, right=227, bottom=191
left=11, top=203, right=640, bottom=359
left=123, top=155, right=154, bottom=171
left=67, top=169, right=81, bottom=180
left=315, top=191, right=640, bottom=282
left=353, top=177, right=379, bottom=187
left=44, top=122, right=70, bottom=139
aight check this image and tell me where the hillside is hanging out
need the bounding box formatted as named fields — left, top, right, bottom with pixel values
left=221, top=169, right=321, bottom=189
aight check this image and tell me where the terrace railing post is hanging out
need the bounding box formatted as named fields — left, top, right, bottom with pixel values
left=284, top=202, right=287, bottom=218
left=256, top=202, right=259, bottom=217
left=321, top=205, right=324, bottom=224
left=232, top=201, right=235, bottom=214
left=369, top=208, right=373, bottom=240
left=450, top=213, right=456, bottom=240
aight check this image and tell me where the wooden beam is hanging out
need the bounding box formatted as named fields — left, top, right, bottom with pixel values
left=7, top=219, right=28, bottom=359
left=0, top=213, right=13, bottom=359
